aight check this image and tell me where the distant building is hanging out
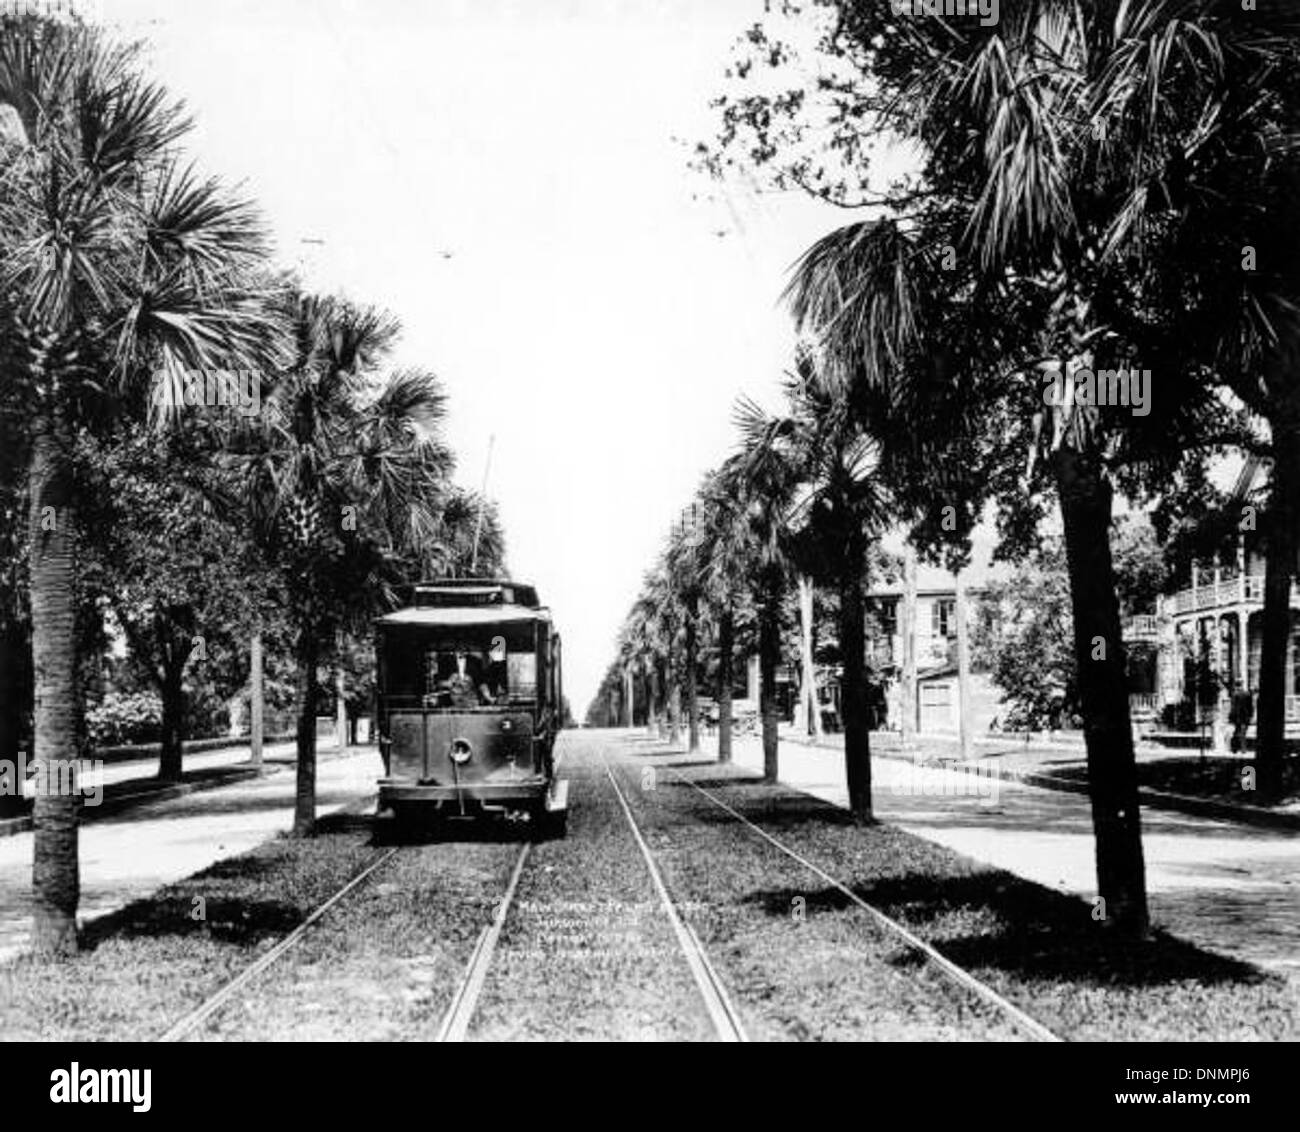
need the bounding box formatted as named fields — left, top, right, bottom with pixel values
left=866, top=534, right=1003, bottom=736
left=1130, top=458, right=1300, bottom=737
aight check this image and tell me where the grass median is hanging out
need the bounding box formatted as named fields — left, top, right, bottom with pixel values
left=646, top=761, right=1300, bottom=1041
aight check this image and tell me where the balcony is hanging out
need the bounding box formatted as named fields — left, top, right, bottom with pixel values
left=1160, top=575, right=1300, bottom=618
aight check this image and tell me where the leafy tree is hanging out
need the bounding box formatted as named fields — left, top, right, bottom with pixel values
left=974, top=540, right=1079, bottom=731
left=79, top=431, right=267, bottom=778
left=977, top=517, right=1170, bottom=731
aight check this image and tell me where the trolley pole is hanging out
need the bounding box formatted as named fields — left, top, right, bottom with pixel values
left=470, top=435, right=495, bottom=575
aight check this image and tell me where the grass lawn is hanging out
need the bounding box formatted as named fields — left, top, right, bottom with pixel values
left=648, top=764, right=1300, bottom=1042
left=3, top=759, right=1296, bottom=1042
left=1054, top=754, right=1300, bottom=809
left=0, top=814, right=381, bottom=1041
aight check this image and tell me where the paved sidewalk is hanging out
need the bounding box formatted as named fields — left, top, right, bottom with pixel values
left=0, top=745, right=383, bottom=965
left=703, top=732, right=1300, bottom=981
left=0, top=741, right=303, bottom=836
left=795, top=727, right=1300, bottom=825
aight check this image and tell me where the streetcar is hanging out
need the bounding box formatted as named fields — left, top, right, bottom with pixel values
left=374, top=579, right=568, bottom=837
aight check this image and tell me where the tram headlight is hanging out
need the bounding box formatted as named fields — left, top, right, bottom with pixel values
left=449, top=737, right=473, bottom=765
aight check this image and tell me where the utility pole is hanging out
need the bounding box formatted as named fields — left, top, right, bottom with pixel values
left=901, top=546, right=918, bottom=751
left=249, top=631, right=264, bottom=767
left=955, top=570, right=973, bottom=761
left=684, top=505, right=701, bottom=754
left=335, top=658, right=348, bottom=751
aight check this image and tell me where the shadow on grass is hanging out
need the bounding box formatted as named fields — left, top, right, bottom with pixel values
left=676, top=790, right=862, bottom=829
left=74, top=828, right=378, bottom=952
left=743, top=876, right=1271, bottom=989
left=95, top=787, right=365, bottom=826
left=664, top=775, right=768, bottom=789
left=79, top=890, right=303, bottom=951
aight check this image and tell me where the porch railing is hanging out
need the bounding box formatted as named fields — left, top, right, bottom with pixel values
left=1163, top=575, right=1299, bottom=617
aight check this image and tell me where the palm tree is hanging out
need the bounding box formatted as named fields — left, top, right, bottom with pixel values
left=232, top=292, right=451, bottom=836
left=665, top=506, right=710, bottom=753
left=621, top=587, right=666, bottom=737
left=781, top=0, right=1300, bottom=933
left=735, top=356, right=891, bottom=820
left=420, top=485, right=506, bottom=580
left=692, top=468, right=755, bottom=764
left=640, top=563, right=683, bottom=744
left=0, top=19, right=277, bottom=953
left=715, top=449, right=796, bottom=783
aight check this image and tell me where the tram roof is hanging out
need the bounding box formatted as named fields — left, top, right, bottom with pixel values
left=376, top=605, right=551, bottom=628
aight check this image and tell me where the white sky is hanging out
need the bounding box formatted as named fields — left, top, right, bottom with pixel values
left=104, top=0, right=846, bottom=712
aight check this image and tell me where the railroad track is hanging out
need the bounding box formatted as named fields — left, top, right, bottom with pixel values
left=158, top=845, right=401, bottom=1043
left=603, top=759, right=749, bottom=1042
left=434, top=842, right=531, bottom=1041
left=650, top=756, right=1063, bottom=1043
left=434, top=757, right=749, bottom=1042
left=156, top=738, right=1059, bottom=1044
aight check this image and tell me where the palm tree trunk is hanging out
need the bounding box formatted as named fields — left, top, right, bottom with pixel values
left=717, top=602, right=734, bottom=763
left=666, top=649, right=681, bottom=745
left=798, top=574, right=821, bottom=742
left=642, top=664, right=655, bottom=735
left=28, top=422, right=80, bottom=955
left=623, top=666, right=635, bottom=728
left=292, top=618, right=319, bottom=837
left=158, top=656, right=185, bottom=782
left=841, top=533, right=872, bottom=821
left=0, top=624, right=25, bottom=818
left=760, top=577, right=781, bottom=783
left=655, top=659, right=668, bottom=738
left=684, top=603, right=700, bottom=753
left=1255, top=430, right=1299, bottom=801
left=1054, top=445, right=1149, bottom=937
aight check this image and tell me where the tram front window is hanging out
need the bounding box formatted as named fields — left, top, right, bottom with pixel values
left=419, top=632, right=535, bottom=708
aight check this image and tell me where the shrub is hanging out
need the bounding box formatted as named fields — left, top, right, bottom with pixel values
left=86, top=691, right=163, bottom=748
